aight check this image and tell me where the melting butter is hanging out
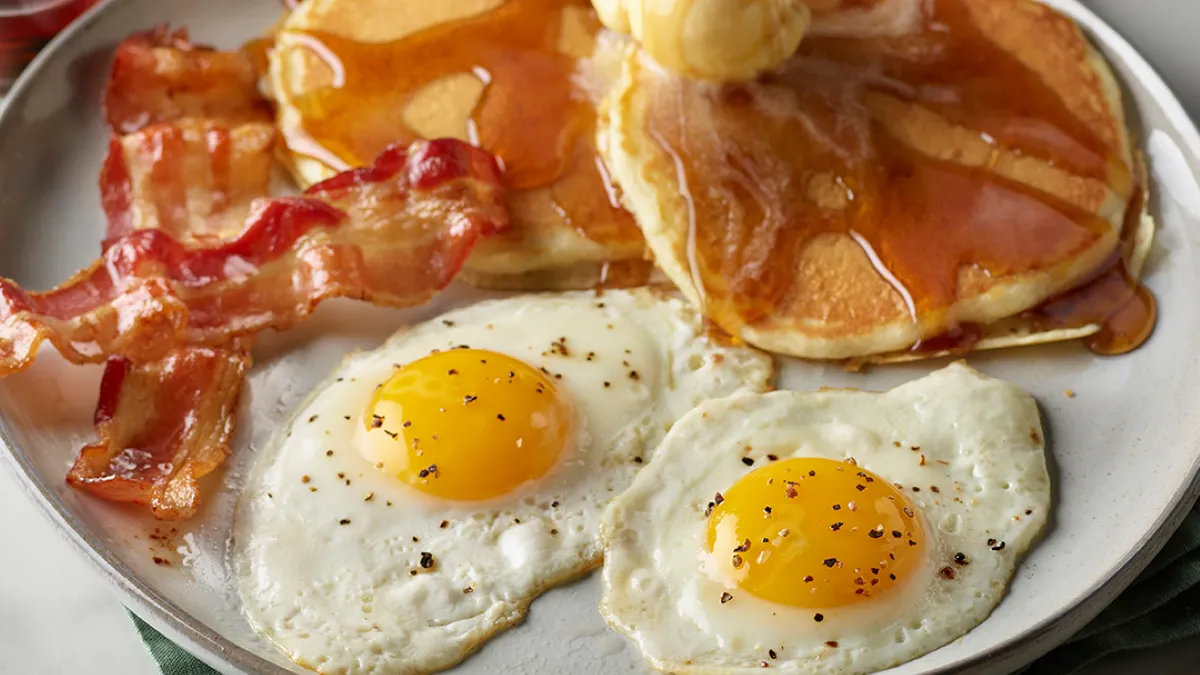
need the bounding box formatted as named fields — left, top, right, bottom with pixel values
left=593, top=0, right=811, bottom=81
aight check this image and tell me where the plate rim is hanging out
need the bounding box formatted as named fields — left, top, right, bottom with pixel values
left=0, top=0, right=1198, bottom=673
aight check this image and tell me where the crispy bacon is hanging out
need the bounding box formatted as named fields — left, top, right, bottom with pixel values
left=101, top=26, right=278, bottom=244
left=104, top=26, right=271, bottom=134
left=58, top=139, right=503, bottom=519
left=0, top=139, right=507, bottom=377
left=62, top=28, right=277, bottom=519
left=101, top=120, right=277, bottom=245
left=179, top=142, right=508, bottom=342
left=0, top=257, right=188, bottom=378
left=2, top=200, right=339, bottom=375
left=58, top=29, right=338, bottom=519
left=51, top=30, right=507, bottom=520
left=67, top=347, right=249, bottom=520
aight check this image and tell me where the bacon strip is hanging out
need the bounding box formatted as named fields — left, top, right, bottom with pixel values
left=67, top=347, right=249, bottom=520
left=101, top=120, right=277, bottom=245
left=0, top=258, right=188, bottom=378
left=104, top=26, right=271, bottom=135
left=61, top=28, right=278, bottom=519
left=60, top=139, right=502, bottom=519
left=47, top=28, right=508, bottom=521
left=0, top=139, right=507, bottom=377
left=3, top=201, right=338, bottom=376
left=101, top=27, right=278, bottom=244
left=183, top=140, right=508, bottom=341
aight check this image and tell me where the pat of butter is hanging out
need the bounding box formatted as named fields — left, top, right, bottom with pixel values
left=593, top=0, right=811, bottom=82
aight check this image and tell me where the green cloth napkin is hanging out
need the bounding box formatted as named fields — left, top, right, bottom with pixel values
left=1019, top=500, right=1200, bottom=675
left=128, top=501, right=1200, bottom=675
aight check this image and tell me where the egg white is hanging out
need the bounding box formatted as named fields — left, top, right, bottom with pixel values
left=232, top=289, right=773, bottom=674
left=599, top=362, right=1050, bottom=674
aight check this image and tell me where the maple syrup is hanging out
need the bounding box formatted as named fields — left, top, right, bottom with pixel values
left=594, top=259, right=656, bottom=289
left=1023, top=168, right=1157, bottom=355
left=278, top=0, right=639, bottom=248
left=644, top=0, right=1154, bottom=356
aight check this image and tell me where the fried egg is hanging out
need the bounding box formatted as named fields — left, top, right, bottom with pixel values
left=599, top=362, right=1050, bottom=674
left=232, top=289, right=773, bottom=674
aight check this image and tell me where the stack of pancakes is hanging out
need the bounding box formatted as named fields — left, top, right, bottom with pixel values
left=270, top=0, right=650, bottom=290
left=265, top=0, right=1154, bottom=362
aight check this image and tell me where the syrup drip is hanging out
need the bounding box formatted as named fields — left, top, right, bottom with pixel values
left=910, top=323, right=982, bottom=358
left=595, top=259, right=657, bottom=289
left=279, top=0, right=638, bottom=246
left=647, top=0, right=1154, bottom=356
left=1023, top=168, right=1157, bottom=355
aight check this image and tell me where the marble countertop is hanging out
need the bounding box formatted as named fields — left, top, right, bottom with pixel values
left=2, top=1, right=1200, bottom=674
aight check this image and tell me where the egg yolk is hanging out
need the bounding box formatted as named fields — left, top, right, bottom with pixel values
left=359, top=349, right=572, bottom=501
left=707, top=457, right=924, bottom=609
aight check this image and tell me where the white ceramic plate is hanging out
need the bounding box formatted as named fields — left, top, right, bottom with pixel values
left=1, top=1, right=1199, bottom=673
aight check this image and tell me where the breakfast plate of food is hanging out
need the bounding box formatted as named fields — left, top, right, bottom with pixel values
left=1, top=0, right=1198, bottom=673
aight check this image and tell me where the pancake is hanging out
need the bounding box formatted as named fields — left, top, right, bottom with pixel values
left=269, top=0, right=648, bottom=289
left=858, top=186, right=1155, bottom=367
left=600, top=0, right=1155, bottom=360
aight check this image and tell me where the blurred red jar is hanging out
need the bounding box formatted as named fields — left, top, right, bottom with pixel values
left=0, top=0, right=99, bottom=92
